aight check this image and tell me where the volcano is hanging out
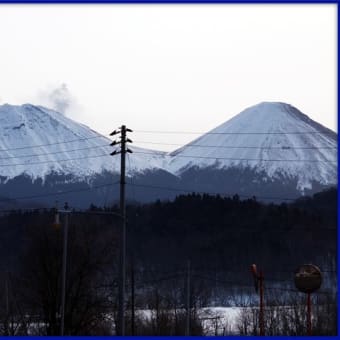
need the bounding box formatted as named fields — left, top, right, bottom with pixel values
left=0, top=102, right=337, bottom=207
left=168, top=102, right=337, bottom=195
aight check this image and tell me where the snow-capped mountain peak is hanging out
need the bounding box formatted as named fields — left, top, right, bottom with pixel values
left=0, top=104, right=166, bottom=181
left=168, top=102, right=337, bottom=192
left=0, top=102, right=337, bottom=201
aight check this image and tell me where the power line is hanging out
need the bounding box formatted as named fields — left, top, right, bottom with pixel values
left=191, top=267, right=337, bottom=275
left=0, top=207, right=53, bottom=214
left=135, top=273, right=183, bottom=289
left=133, top=140, right=337, bottom=150
left=0, top=181, right=119, bottom=203
left=0, top=175, right=319, bottom=206
left=0, top=153, right=112, bottom=167
left=192, top=273, right=272, bottom=290
left=127, top=181, right=336, bottom=209
left=193, top=274, right=334, bottom=295
left=133, top=151, right=337, bottom=164
left=0, top=128, right=335, bottom=154
left=0, top=175, right=335, bottom=207
left=1, top=141, right=336, bottom=162
left=0, top=135, right=105, bottom=152
left=262, top=303, right=337, bottom=309
left=0, top=206, right=123, bottom=216
left=0, top=144, right=110, bottom=160
left=125, top=182, right=298, bottom=201
left=134, top=129, right=336, bottom=136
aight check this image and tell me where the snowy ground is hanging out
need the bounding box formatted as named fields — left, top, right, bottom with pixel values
left=198, top=307, right=242, bottom=335
left=133, top=306, right=243, bottom=335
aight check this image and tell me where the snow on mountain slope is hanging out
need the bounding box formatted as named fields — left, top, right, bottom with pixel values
left=0, top=102, right=337, bottom=195
left=168, top=102, right=337, bottom=191
left=0, top=104, right=166, bottom=181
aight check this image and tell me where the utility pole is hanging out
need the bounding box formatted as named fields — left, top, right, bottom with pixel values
left=60, top=202, right=70, bottom=336
left=5, top=272, right=9, bottom=317
left=130, top=252, right=135, bottom=336
left=251, top=264, right=265, bottom=336
left=259, top=271, right=264, bottom=336
left=130, top=213, right=137, bottom=336
left=306, top=292, right=312, bottom=336
left=5, top=271, right=9, bottom=336
left=110, top=125, right=133, bottom=336
left=54, top=206, right=122, bottom=336
left=185, top=259, right=191, bottom=336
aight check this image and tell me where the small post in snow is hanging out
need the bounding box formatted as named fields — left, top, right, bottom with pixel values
left=251, top=264, right=265, bottom=336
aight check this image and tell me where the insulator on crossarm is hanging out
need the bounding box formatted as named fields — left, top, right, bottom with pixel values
left=126, top=149, right=133, bottom=153
left=126, top=138, right=133, bottom=143
left=110, top=150, right=121, bottom=156
left=126, top=128, right=133, bottom=132
left=110, top=129, right=120, bottom=136
left=110, top=140, right=120, bottom=146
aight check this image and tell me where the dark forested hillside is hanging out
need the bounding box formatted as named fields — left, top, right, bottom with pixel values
left=126, top=188, right=337, bottom=280
left=0, top=187, right=336, bottom=335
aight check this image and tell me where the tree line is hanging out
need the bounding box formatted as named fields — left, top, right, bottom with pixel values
left=0, top=187, right=336, bottom=335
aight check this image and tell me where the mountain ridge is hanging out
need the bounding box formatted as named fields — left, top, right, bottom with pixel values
left=0, top=103, right=167, bottom=181
left=0, top=102, right=337, bottom=206
left=168, top=102, right=337, bottom=192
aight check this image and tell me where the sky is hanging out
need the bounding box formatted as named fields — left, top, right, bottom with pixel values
left=0, top=4, right=337, bottom=152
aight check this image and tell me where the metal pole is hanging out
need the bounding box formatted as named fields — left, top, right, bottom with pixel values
left=185, top=260, right=191, bottom=336
left=130, top=213, right=136, bottom=336
left=5, top=272, right=9, bottom=316
left=60, top=202, right=69, bottom=336
left=131, top=253, right=135, bottom=336
left=259, top=271, right=265, bottom=336
left=5, top=272, right=10, bottom=336
left=118, top=125, right=126, bottom=336
left=307, top=292, right=312, bottom=336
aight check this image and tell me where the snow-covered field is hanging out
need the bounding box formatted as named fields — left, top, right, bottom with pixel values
left=132, top=306, right=244, bottom=335
left=198, top=307, right=243, bottom=335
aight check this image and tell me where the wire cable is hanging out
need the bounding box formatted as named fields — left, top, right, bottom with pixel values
left=0, top=153, right=112, bottom=167
left=0, top=128, right=336, bottom=153
left=126, top=182, right=300, bottom=202
left=133, top=140, right=338, bottom=150
left=0, top=135, right=106, bottom=152
left=0, top=181, right=119, bottom=203
left=133, top=151, right=337, bottom=163
left=0, top=144, right=110, bottom=160
left=134, top=129, right=336, bottom=136
left=192, top=274, right=334, bottom=295
left=1, top=142, right=336, bottom=162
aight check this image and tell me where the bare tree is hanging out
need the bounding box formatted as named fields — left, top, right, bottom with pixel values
left=15, top=216, right=118, bottom=335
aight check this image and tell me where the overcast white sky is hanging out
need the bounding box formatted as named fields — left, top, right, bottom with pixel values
left=0, top=4, right=337, bottom=151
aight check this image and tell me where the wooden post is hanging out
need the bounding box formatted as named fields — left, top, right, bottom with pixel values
left=307, top=292, right=312, bottom=336
left=259, top=270, right=265, bottom=336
